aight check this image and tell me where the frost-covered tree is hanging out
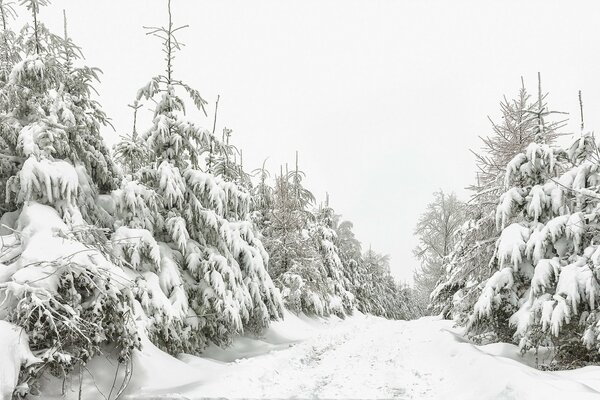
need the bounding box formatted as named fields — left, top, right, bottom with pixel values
left=309, top=204, right=355, bottom=316
left=469, top=79, right=563, bottom=206
left=113, top=101, right=148, bottom=176
left=431, top=78, right=564, bottom=322
left=467, top=133, right=600, bottom=366
left=212, top=127, right=251, bottom=186
left=255, top=158, right=411, bottom=319
left=260, top=164, right=326, bottom=314
left=254, top=157, right=346, bottom=317
left=413, top=191, right=465, bottom=313
left=2, top=2, right=118, bottom=220
left=112, top=0, right=283, bottom=352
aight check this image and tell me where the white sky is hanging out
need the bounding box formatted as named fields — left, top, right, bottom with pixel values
left=32, top=0, right=600, bottom=282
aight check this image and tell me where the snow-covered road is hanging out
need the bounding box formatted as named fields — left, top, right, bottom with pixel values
left=193, top=315, right=600, bottom=400
left=200, top=315, right=436, bottom=399
left=41, top=313, right=600, bottom=399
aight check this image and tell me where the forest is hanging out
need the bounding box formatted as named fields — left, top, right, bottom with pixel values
left=0, top=1, right=414, bottom=397
left=2, top=0, right=600, bottom=399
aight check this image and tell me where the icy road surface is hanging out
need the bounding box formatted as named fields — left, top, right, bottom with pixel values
left=41, top=313, right=600, bottom=399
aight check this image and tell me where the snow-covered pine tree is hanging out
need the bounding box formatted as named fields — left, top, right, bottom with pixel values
left=212, top=126, right=251, bottom=187
left=0, top=1, right=139, bottom=395
left=466, top=96, right=600, bottom=365
left=310, top=201, right=355, bottom=316
left=431, top=78, right=565, bottom=324
left=251, top=158, right=274, bottom=226
left=465, top=80, right=573, bottom=346
left=253, top=155, right=411, bottom=319
left=113, top=100, right=149, bottom=176
left=113, top=0, right=283, bottom=351
left=332, top=217, right=365, bottom=310
left=255, top=157, right=343, bottom=317
left=260, top=162, right=327, bottom=315
left=0, top=0, right=18, bottom=84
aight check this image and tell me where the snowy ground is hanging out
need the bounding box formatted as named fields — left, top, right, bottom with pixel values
left=37, top=312, right=600, bottom=400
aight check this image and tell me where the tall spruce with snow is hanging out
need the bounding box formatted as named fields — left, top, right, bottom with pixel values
left=431, top=79, right=564, bottom=323
left=259, top=164, right=327, bottom=315
left=113, top=0, right=283, bottom=351
left=0, top=1, right=138, bottom=395
left=464, top=80, right=582, bottom=350
left=310, top=203, right=355, bottom=316
left=255, top=160, right=345, bottom=317
left=113, top=101, right=148, bottom=176
left=468, top=127, right=600, bottom=364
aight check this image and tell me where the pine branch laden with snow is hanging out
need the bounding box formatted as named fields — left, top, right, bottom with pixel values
left=0, top=203, right=141, bottom=394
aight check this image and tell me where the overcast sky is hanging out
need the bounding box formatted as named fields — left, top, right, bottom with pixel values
left=32, top=0, right=600, bottom=282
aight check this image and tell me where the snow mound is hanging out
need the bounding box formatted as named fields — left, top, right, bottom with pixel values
left=0, top=321, right=40, bottom=399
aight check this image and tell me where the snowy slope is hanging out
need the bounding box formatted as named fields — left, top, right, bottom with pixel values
left=35, top=313, right=600, bottom=400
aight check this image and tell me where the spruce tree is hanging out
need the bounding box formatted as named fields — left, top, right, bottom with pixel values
left=113, top=0, right=283, bottom=351
left=113, top=100, right=148, bottom=176
left=431, top=78, right=564, bottom=323
left=0, top=1, right=138, bottom=394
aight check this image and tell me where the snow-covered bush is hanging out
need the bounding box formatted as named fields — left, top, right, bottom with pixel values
left=0, top=320, right=40, bottom=398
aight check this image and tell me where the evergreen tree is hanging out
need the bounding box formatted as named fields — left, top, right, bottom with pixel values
left=358, top=248, right=414, bottom=319
left=310, top=203, right=355, bottom=316
left=113, top=0, right=283, bottom=351
left=465, top=127, right=600, bottom=366
left=113, top=100, right=148, bottom=176
left=261, top=163, right=326, bottom=314
left=431, top=78, right=564, bottom=323
left=0, top=1, right=138, bottom=394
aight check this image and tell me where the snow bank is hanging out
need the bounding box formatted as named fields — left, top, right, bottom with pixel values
left=436, top=320, right=600, bottom=400
left=35, top=310, right=320, bottom=399
left=0, top=321, right=40, bottom=399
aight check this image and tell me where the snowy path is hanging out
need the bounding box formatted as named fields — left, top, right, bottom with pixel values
left=136, top=314, right=600, bottom=399
left=42, top=313, right=600, bottom=399
left=199, top=315, right=438, bottom=399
